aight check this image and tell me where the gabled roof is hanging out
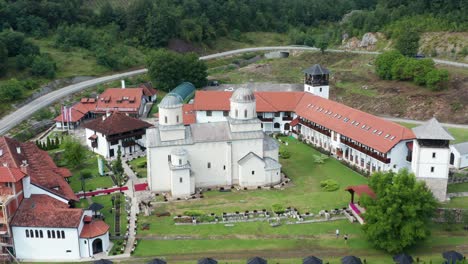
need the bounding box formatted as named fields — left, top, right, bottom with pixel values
left=83, top=112, right=152, bottom=136
left=238, top=152, right=263, bottom=165
left=303, top=64, right=330, bottom=75
left=140, top=83, right=158, bottom=97
left=295, top=93, right=414, bottom=153
left=11, top=194, right=83, bottom=228
left=54, top=101, right=98, bottom=122
left=95, top=88, right=143, bottom=113
left=412, top=118, right=454, bottom=140
left=0, top=137, right=76, bottom=201
left=451, top=142, right=468, bottom=155
left=0, top=167, right=26, bottom=183
left=183, top=104, right=196, bottom=125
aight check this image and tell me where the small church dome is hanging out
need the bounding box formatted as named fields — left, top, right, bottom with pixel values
left=159, top=93, right=183, bottom=109
left=230, top=87, right=255, bottom=103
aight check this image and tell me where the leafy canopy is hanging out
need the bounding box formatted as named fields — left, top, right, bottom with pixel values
left=62, top=136, right=86, bottom=169
left=361, top=169, right=437, bottom=253
left=147, top=49, right=207, bottom=92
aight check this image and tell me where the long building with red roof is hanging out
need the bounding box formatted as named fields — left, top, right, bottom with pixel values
left=0, top=137, right=110, bottom=261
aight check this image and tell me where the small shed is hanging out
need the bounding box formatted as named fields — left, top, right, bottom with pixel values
left=450, top=142, right=468, bottom=169
left=170, top=82, right=196, bottom=102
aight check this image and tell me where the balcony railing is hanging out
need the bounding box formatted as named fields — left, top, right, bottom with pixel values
left=341, top=140, right=391, bottom=164
left=282, top=116, right=293, bottom=121
left=299, top=120, right=331, bottom=136
left=122, top=140, right=136, bottom=147
left=107, top=130, right=145, bottom=142
left=258, top=117, right=274, bottom=122
left=305, top=80, right=329, bottom=86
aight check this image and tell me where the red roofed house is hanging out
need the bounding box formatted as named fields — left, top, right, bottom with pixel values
left=0, top=137, right=110, bottom=261
left=83, top=112, right=152, bottom=158
left=55, top=83, right=157, bottom=129
left=185, top=65, right=453, bottom=201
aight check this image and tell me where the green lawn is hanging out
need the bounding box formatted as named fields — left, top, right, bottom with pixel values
left=442, top=196, right=468, bottom=208
left=91, top=193, right=127, bottom=236
left=447, top=182, right=468, bottom=193
left=65, top=150, right=115, bottom=192
left=128, top=156, right=147, bottom=178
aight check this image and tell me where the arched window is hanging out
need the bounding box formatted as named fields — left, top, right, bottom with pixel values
left=164, top=116, right=168, bottom=124
left=57, top=230, right=61, bottom=239
left=30, top=230, right=34, bottom=238
left=235, top=109, right=238, bottom=118
left=35, top=230, right=39, bottom=238
left=61, top=230, right=65, bottom=239
left=25, top=230, right=29, bottom=238
left=284, top=123, right=290, bottom=131
left=176, top=115, right=179, bottom=123
left=40, top=230, right=43, bottom=238
left=274, top=123, right=280, bottom=129
left=47, top=230, right=51, bottom=238
left=51, top=230, right=55, bottom=239
left=179, top=159, right=182, bottom=165
left=244, top=109, right=247, bottom=118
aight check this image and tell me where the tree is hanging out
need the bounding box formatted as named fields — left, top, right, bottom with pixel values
left=0, top=79, right=24, bottom=102
left=395, top=30, right=420, bottom=57
left=0, top=40, right=6, bottom=76
left=112, top=146, right=124, bottom=186
left=375, top=51, right=404, bottom=80
left=316, top=34, right=329, bottom=54
left=30, top=54, right=56, bottom=78
left=62, top=136, right=86, bottom=169
left=425, top=69, right=448, bottom=91
left=361, top=169, right=437, bottom=253
left=147, top=49, right=207, bottom=92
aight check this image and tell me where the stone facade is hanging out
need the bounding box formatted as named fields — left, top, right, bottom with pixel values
left=418, top=177, right=448, bottom=201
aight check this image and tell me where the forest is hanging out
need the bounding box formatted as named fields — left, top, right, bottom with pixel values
left=0, top=0, right=467, bottom=101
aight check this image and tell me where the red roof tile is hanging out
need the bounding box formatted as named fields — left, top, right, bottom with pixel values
left=83, top=112, right=152, bottom=136
left=0, top=167, right=26, bottom=183
left=54, top=102, right=97, bottom=122
left=345, top=185, right=376, bottom=199
left=295, top=93, right=414, bottom=153
left=290, top=118, right=299, bottom=127
left=0, top=137, right=77, bottom=201
left=80, top=220, right=109, bottom=238
left=183, top=104, right=196, bottom=125
left=140, top=83, right=158, bottom=97
left=193, top=91, right=232, bottom=111
left=11, top=195, right=83, bottom=228
left=95, top=88, right=143, bottom=113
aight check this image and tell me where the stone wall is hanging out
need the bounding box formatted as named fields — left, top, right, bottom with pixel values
left=417, top=177, right=448, bottom=201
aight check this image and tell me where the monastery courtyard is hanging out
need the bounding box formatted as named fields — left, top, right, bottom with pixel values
left=128, top=136, right=468, bottom=263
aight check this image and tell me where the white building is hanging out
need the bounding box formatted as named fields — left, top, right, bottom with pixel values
left=146, top=89, right=282, bottom=198
left=182, top=64, right=455, bottom=201
left=84, top=112, right=152, bottom=158
left=450, top=142, right=468, bottom=169
left=0, top=136, right=111, bottom=262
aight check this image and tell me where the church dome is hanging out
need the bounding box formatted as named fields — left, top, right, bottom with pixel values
left=230, top=87, right=255, bottom=103
left=159, top=93, right=183, bottom=109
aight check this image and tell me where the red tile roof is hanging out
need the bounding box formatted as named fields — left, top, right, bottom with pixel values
left=295, top=93, right=414, bottom=153
left=0, top=137, right=77, bottom=201
left=193, top=91, right=414, bottom=153
left=95, top=88, right=143, bottom=113
left=54, top=101, right=97, bottom=122
left=11, top=194, right=83, bottom=228
left=0, top=167, right=26, bottom=183
left=83, top=112, right=152, bottom=136
left=183, top=104, right=196, bottom=125
left=345, top=185, right=376, bottom=199
left=80, top=219, right=109, bottom=238
left=140, top=83, right=158, bottom=97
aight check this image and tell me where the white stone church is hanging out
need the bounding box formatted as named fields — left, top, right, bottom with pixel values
left=146, top=88, right=281, bottom=197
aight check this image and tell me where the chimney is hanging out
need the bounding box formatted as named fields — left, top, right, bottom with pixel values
left=102, top=115, right=106, bottom=121
left=16, top=147, right=21, bottom=154
left=121, top=80, right=126, bottom=89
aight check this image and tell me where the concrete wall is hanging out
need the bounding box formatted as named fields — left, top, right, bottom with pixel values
left=13, top=227, right=81, bottom=260
left=418, top=177, right=448, bottom=201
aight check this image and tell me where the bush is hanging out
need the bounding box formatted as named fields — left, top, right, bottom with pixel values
left=279, top=149, right=291, bottom=159
left=30, top=54, right=56, bottom=78
left=81, top=171, right=93, bottom=179
left=0, top=79, right=24, bottom=102
left=183, top=210, right=204, bottom=217
left=320, top=179, right=340, bottom=192
left=271, top=204, right=285, bottom=214
left=136, top=160, right=147, bottom=168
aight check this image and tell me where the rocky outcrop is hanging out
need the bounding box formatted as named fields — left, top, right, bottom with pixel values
left=342, top=32, right=386, bottom=51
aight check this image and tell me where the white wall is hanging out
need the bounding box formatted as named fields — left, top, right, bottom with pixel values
left=304, top=84, right=329, bottom=99
left=196, top=110, right=227, bottom=123
left=85, top=129, right=109, bottom=158
left=170, top=168, right=192, bottom=197
left=29, top=184, right=69, bottom=204
left=238, top=156, right=266, bottom=187
left=450, top=146, right=468, bottom=169
left=13, top=227, right=81, bottom=260
left=159, top=107, right=183, bottom=126
left=412, top=140, right=450, bottom=180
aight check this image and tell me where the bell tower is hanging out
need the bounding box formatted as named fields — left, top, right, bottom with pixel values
left=303, top=64, right=330, bottom=99
left=411, top=118, right=454, bottom=201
